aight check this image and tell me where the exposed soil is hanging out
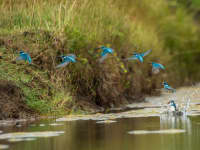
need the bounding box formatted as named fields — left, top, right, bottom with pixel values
left=0, top=80, right=34, bottom=120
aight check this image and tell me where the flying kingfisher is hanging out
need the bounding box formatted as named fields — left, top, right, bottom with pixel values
left=127, top=49, right=152, bottom=63
left=56, top=54, right=76, bottom=68
left=16, top=51, right=32, bottom=64
left=96, top=46, right=114, bottom=63
left=151, top=62, right=165, bottom=74
left=163, top=81, right=176, bottom=93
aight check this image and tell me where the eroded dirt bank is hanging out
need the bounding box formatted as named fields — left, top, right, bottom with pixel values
left=0, top=80, right=34, bottom=120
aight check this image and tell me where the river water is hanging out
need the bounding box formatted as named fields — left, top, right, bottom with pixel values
left=0, top=85, right=200, bottom=150
left=0, top=115, right=199, bottom=150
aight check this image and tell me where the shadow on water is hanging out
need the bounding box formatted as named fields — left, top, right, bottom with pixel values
left=0, top=115, right=200, bottom=150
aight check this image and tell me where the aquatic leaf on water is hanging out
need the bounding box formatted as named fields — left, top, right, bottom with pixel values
left=128, top=129, right=186, bottom=135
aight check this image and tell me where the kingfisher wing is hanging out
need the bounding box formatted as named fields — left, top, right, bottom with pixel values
left=56, top=61, right=70, bottom=68
left=166, top=85, right=175, bottom=92
left=158, top=63, right=165, bottom=69
left=16, top=56, right=24, bottom=61
left=67, top=54, right=76, bottom=59
left=166, top=85, right=172, bottom=90
left=127, top=55, right=137, bottom=60
left=99, top=54, right=108, bottom=63
left=101, top=50, right=108, bottom=57
left=66, top=56, right=76, bottom=63
left=16, top=53, right=27, bottom=61
left=106, top=48, right=113, bottom=53
left=153, top=63, right=165, bottom=69
left=138, top=56, right=144, bottom=62
left=141, top=49, right=152, bottom=57
left=27, top=54, right=32, bottom=64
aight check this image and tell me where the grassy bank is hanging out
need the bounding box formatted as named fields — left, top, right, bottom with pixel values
left=0, top=0, right=200, bottom=117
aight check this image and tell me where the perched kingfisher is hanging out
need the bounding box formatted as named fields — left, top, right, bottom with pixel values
left=56, top=54, right=76, bottom=68
left=127, top=49, right=152, bottom=63
left=96, top=46, right=114, bottom=63
left=151, top=62, right=165, bottom=74
left=16, top=51, right=32, bottom=64
left=163, top=81, right=176, bottom=93
left=168, top=100, right=177, bottom=112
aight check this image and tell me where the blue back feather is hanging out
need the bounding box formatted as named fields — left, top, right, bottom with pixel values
left=152, top=62, right=165, bottom=70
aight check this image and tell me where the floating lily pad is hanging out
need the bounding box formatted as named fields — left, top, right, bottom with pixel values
left=128, top=129, right=186, bottom=135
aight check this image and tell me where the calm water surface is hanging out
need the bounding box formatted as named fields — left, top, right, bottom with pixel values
left=0, top=116, right=200, bottom=150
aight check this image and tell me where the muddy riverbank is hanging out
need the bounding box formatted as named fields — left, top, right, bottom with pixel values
left=0, top=80, right=34, bottom=120
left=1, top=83, right=200, bottom=123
